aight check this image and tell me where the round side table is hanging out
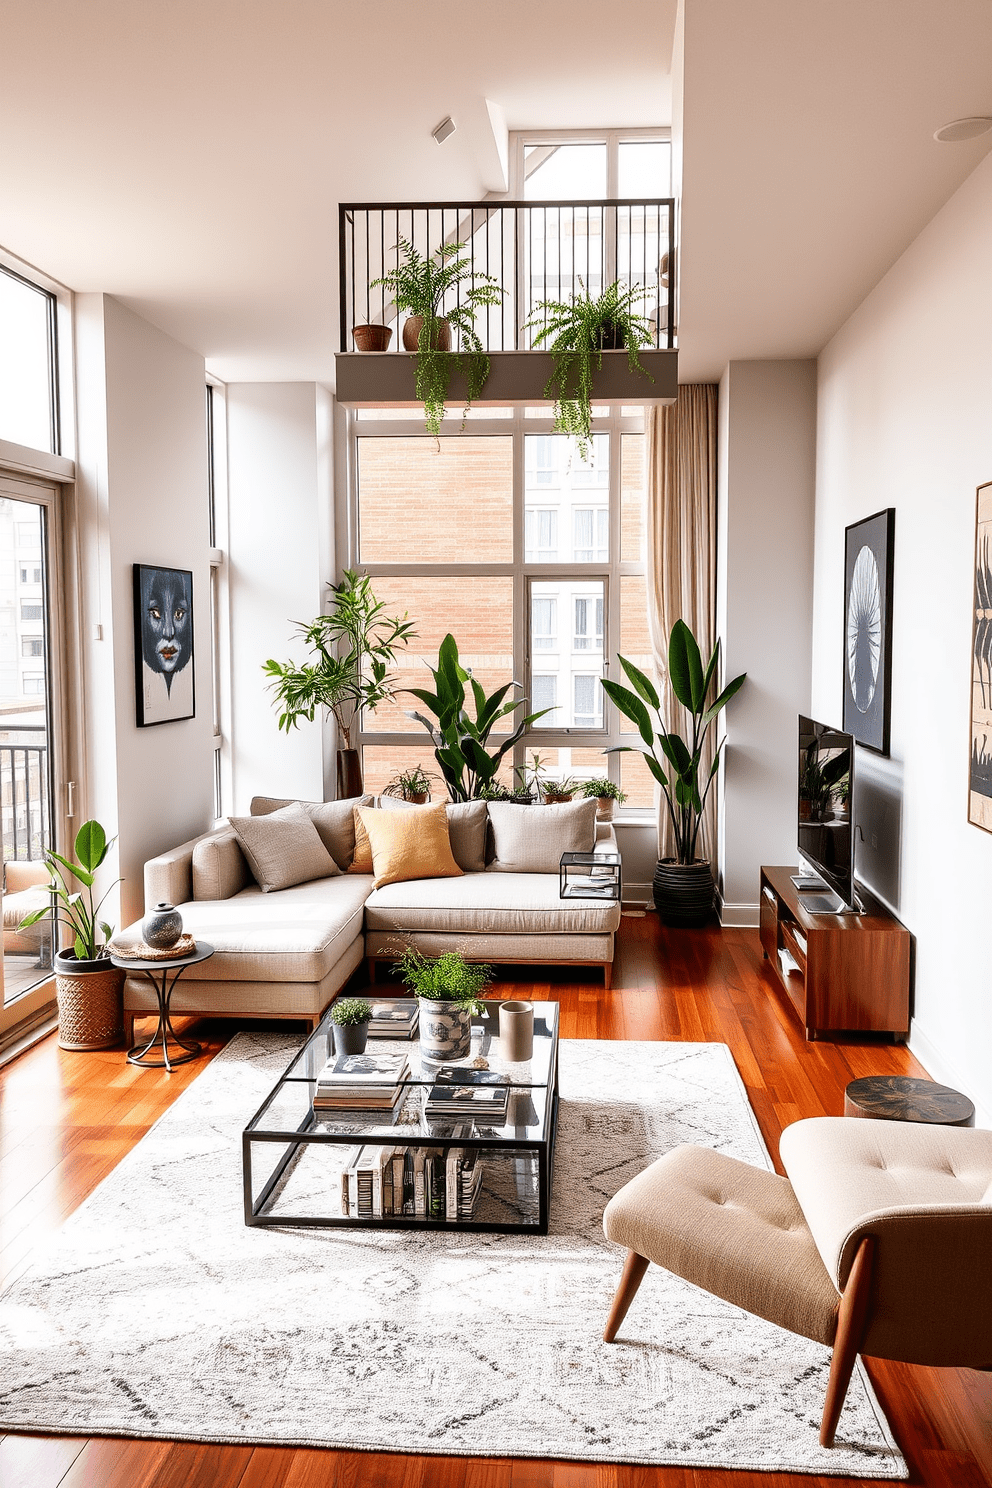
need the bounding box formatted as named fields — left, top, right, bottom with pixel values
left=112, top=942, right=214, bottom=1072
left=844, top=1074, right=975, bottom=1128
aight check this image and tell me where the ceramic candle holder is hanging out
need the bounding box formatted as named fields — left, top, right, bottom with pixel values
left=499, top=1000, right=534, bottom=1062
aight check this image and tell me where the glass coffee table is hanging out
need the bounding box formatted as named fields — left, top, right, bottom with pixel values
left=243, top=1000, right=559, bottom=1233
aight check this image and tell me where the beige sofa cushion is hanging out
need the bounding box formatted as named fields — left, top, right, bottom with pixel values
left=191, top=828, right=252, bottom=901
left=230, top=802, right=340, bottom=892
left=250, top=794, right=373, bottom=870
left=121, top=875, right=375, bottom=983
left=364, top=871, right=620, bottom=936
left=379, top=794, right=488, bottom=873
left=487, top=798, right=597, bottom=873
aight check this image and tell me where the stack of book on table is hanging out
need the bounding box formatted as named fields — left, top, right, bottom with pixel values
left=366, top=998, right=419, bottom=1038
left=312, top=1051, right=410, bottom=1113
left=425, top=1065, right=510, bottom=1124
left=339, top=1139, right=484, bottom=1222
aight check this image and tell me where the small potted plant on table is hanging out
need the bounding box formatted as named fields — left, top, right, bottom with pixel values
left=580, top=778, right=628, bottom=821
left=328, top=996, right=372, bottom=1056
left=395, top=948, right=493, bottom=1062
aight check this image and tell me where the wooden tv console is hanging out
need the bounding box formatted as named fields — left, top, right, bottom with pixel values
left=759, top=866, right=910, bottom=1041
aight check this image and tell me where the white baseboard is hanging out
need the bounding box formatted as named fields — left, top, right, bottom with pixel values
left=719, top=900, right=759, bottom=928
left=907, top=1022, right=992, bottom=1131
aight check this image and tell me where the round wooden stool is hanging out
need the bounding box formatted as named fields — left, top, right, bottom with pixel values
left=844, top=1074, right=975, bottom=1127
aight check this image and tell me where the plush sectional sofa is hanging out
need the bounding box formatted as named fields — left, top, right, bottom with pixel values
left=121, top=794, right=621, bottom=1039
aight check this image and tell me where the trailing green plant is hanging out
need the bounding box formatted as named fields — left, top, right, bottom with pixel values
left=580, top=778, right=628, bottom=803
left=406, top=633, right=549, bottom=802
left=602, top=620, right=746, bottom=865
left=525, top=278, right=655, bottom=457
left=394, top=947, right=493, bottom=1010
left=382, top=764, right=436, bottom=800
left=328, top=996, right=372, bottom=1027
left=371, top=238, right=504, bottom=436
left=20, top=819, right=120, bottom=961
left=263, top=570, right=415, bottom=748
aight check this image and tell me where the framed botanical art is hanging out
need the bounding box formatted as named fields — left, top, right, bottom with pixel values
left=969, top=481, right=992, bottom=833
left=133, top=564, right=195, bottom=727
left=843, top=508, right=895, bottom=754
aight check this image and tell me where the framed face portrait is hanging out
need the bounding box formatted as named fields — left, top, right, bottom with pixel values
left=842, top=509, right=895, bottom=755
left=133, top=564, right=195, bottom=727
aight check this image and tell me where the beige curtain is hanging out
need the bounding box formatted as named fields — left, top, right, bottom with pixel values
left=645, top=384, right=719, bottom=864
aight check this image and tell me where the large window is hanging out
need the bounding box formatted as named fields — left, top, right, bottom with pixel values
left=349, top=407, right=651, bottom=806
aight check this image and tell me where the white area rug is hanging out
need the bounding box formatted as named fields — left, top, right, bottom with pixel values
left=0, top=1035, right=906, bottom=1476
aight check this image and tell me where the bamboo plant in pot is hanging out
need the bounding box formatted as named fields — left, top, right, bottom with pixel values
left=370, top=237, right=504, bottom=436
left=602, top=621, right=746, bottom=927
left=394, top=947, right=493, bottom=1062
left=524, top=278, right=655, bottom=458
left=264, top=570, right=415, bottom=797
left=20, top=819, right=125, bottom=1050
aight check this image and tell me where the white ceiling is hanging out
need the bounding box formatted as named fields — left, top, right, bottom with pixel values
left=1, top=1, right=991, bottom=387
left=0, top=0, right=675, bottom=382
left=676, top=0, right=992, bottom=380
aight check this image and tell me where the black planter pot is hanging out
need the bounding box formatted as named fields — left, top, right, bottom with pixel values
left=336, top=748, right=364, bottom=800
left=332, top=1021, right=369, bottom=1057
left=652, top=859, right=716, bottom=928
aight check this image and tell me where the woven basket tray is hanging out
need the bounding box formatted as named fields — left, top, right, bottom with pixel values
left=107, top=933, right=198, bottom=961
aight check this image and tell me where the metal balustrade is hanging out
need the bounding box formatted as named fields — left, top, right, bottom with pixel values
left=338, top=198, right=675, bottom=355
left=0, top=735, right=49, bottom=862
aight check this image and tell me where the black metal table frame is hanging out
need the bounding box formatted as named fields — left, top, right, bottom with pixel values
left=114, top=943, right=214, bottom=1072
left=243, top=1006, right=560, bottom=1234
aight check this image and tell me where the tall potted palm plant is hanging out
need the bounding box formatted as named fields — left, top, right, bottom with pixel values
left=370, top=237, right=504, bottom=435
left=602, top=620, right=746, bottom=926
left=263, top=570, right=416, bottom=797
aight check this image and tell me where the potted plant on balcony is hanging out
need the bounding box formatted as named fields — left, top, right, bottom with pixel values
left=264, top=570, right=416, bottom=798
left=580, top=778, right=628, bottom=821
left=524, top=278, right=655, bottom=457
left=602, top=620, right=746, bottom=926
left=370, top=237, right=504, bottom=435
left=394, top=947, right=493, bottom=1062
left=406, top=634, right=549, bottom=802
left=20, top=819, right=125, bottom=1050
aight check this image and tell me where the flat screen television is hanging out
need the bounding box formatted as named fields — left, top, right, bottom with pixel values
left=797, top=716, right=857, bottom=911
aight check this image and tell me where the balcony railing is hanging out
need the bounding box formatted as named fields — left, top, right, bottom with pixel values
left=338, top=198, right=675, bottom=355
left=1, top=733, right=49, bottom=862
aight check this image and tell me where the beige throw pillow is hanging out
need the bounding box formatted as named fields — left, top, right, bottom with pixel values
left=487, top=798, right=598, bottom=873
left=378, top=795, right=488, bottom=873
left=230, top=801, right=340, bottom=892
left=356, top=803, right=463, bottom=889
left=250, top=793, right=373, bottom=870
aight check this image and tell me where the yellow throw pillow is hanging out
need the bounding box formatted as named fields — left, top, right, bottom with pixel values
left=356, top=802, right=463, bottom=889
left=350, top=808, right=374, bottom=874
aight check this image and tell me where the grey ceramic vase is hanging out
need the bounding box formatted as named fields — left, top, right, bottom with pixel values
left=141, top=901, right=183, bottom=949
left=418, top=999, right=472, bottom=1062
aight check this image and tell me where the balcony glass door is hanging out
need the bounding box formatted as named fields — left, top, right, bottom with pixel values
left=0, top=479, right=59, bottom=1019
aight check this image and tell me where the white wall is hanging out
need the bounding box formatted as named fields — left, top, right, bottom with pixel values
left=814, top=151, right=992, bottom=1127
left=74, top=294, right=213, bottom=926
left=717, top=360, right=817, bottom=922
left=226, top=383, right=334, bottom=812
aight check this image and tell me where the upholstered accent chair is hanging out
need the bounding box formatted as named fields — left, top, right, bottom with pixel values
left=602, top=1116, right=992, bottom=1446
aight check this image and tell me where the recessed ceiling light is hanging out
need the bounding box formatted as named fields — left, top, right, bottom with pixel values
left=432, top=116, right=456, bottom=145
left=933, top=116, right=992, bottom=143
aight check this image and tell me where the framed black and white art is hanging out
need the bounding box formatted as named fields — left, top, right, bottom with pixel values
left=843, top=508, right=895, bottom=755
left=969, top=481, right=992, bottom=833
left=133, top=564, right=195, bottom=727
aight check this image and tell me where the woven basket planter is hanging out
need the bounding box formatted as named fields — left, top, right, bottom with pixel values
left=54, top=951, right=126, bottom=1051
left=652, top=859, right=716, bottom=929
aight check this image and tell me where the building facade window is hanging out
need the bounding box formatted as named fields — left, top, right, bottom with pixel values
left=348, top=405, right=655, bottom=809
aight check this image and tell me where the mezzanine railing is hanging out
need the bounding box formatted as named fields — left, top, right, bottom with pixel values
left=339, top=198, right=675, bottom=355
left=0, top=731, right=49, bottom=862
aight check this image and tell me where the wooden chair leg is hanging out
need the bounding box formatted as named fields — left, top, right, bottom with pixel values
left=820, top=1235, right=875, bottom=1447
left=604, top=1250, right=650, bottom=1342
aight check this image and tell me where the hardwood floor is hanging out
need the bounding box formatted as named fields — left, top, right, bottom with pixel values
left=1, top=915, right=989, bottom=1488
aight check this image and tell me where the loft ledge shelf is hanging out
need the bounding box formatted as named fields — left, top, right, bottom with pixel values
left=334, top=348, right=678, bottom=409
